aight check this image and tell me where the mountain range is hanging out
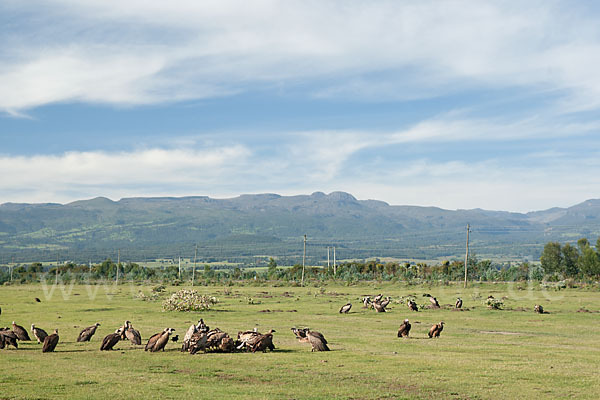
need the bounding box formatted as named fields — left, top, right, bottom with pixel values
left=2, top=192, right=600, bottom=265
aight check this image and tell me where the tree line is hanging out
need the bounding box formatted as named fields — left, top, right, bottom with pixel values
left=540, top=238, right=600, bottom=279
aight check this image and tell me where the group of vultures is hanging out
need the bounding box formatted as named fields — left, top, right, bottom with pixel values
left=0, top=293, right=549, bottom=354
left=0, top=317, right=329, bottom=354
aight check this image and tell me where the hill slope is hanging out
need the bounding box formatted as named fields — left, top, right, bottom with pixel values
left=1, top=192, right=599, bottom=264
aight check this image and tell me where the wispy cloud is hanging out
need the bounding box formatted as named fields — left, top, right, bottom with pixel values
left=2, top=1, right=600, bottom=113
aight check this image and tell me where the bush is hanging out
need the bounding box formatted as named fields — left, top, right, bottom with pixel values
left=485, top=298, right=503, bottom=309
left=162, top=289, right=219, bottom=312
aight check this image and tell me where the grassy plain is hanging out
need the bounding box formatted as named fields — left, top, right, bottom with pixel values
left=1, top=281, right=599, bottom=399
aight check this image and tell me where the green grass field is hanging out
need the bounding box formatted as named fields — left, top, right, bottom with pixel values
left=1, top=282, right=599, bottom=399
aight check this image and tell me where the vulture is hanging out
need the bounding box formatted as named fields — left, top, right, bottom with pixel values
left=12, top=322, right=30, bottom=341
left=250, top=329, right=276, bottom=353
left=205, top=329, right=228, bottom=350
left=0, top=329, right=19, bottom=349
left=145, top=331, right=162, bottom=351
left=373, top=301, right=388, bottom=313
left=429, top=297, right=440, bottom=308
left=455, top=298, right=463, bottom=309
left=306, top=329, right=329, bottom=351
left=380, top=297, right=391, bottom=308
left=42, top=329, right=59, bottom=353
left=219, top=336, right=235, bottom=352
left=196, top=319, right=209, bottom=333
left=291, top=327, right=309, bottom=342
left=407, top=300, right=419, bottom=312
left=100, top=331, right=121, bottom=351
left=77, top=323, right=101, bottom=342
left=373, top=294, right=383, bottom=304
left=31, top=324, right=48, bottom=344
left=362, top=297, right=371, bottom=308
left=181, top=324, right=197, bottom=352
left=339, top=303, right=352, bottom=314
left=428, top=322, right=445, bottom=338
left=188, top=332, right=207, bottom=355
left=124, top=321, right=142, bottom=345
left=397, top=319, right=411, bottom=338
left=534, top=304, right=544, bottom=314
left=150, top=328, right=175, bottom=352
left=237, top=328, right=260, bottom=350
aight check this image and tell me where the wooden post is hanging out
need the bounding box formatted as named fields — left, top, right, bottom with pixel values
left=178, top=256, right=181, bottom=280
left=192, top=245, right=197, bottom=286
left=301, top=235, right=307, bottom=287
left=464, top=224, right=470, bottom=288
left=116, top=249, right=120, bottom=285
left=333, top=246, right=337, bottom=276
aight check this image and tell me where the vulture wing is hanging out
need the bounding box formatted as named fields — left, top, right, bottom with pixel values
left=42, top=333, right=59, bottom=353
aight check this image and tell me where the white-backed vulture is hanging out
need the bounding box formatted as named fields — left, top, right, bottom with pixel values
left=145, top=331, right=162, bottom=351
left=31, top=324, right=48, bottom=344
left=306, top=330, right=329, bottom=351
left=237, top=329, right=260, bottom=350
left=42, top=329, right=59, bottom=353
left=339, top=303, right=352, bottom=314
left=151, top=328, right=175, bottom=352
left=362, top=297, right=371, bottom=308
left=12, top=322, right=30, bottom=341
left=77, top=323, right=101, bottom=342
left=455, top=298, right=463, bottom=309
left=429, top=297, right=440, bottom=308
left=534, top=304, right=544, bottom=314
left=428, top=321, right=445, bottom=338
left=397, top=319, right=411, bottom=338
left=101, top=332, right=121, bottom=350
left=373, top=294, right=383, bottom=304
left=124, top=321, right=142, bottom=345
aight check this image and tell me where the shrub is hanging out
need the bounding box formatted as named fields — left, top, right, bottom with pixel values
left=485, top=298, right=503, bottom=309
left=162, top=289, right=219, bottom=312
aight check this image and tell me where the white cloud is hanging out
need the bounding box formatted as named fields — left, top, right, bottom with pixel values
left=2, top=1, right=600, bottom=112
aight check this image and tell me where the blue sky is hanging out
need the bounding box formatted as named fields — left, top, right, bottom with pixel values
left=2, top=1, right=600, bottom=211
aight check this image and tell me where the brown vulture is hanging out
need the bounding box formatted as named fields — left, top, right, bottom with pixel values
left=250, top=329, right=276, bottom=353
left=124, top=321, right=142, bottom=345
left=397, top=319, right=411, bottom=338
left=145, top=331, right=162, bottom=351
left=373, top=301, right=387, bottom=313
left=306, top=329, right=329, bottom=351
left=31, top=324, right=48, bottom=343
left=0, top=328, right=19, bottom=349
left=205, top=329, right=228, bottom=350
left=407, top=300, right=418, bottom=312
left=188, top=332, right=208, bottom=355
left=428, top=321, right=445, bottom=338
left=42, top=329, right=59, bottom=353
left=362, top=297, right=371, bottom=308
left=291, top=327, right=309, bottom=342
left=534, top=304, right=544, bottom=314
left=339, top=303, right=352, bottom=314
left=373, top=294, right=383, bottom=304
left=12, top=322, right=31, bottom=341
left=77, top=323, right=101, bottom=342
left=150, top=328, right=175, bottom=352
left=100, top=331, right=121, bottom=350
left=429, top=297, right=440, bottom=308
left=455, top=298, right=463, bottom=309
left=236, top=328, right=260, bottom=350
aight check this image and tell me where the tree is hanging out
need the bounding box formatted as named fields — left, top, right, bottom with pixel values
left=540, top=242, right=562, bottom=275
left=579, top=246, right=600, bottom=278
left=561, top=243, right=580, bottom=277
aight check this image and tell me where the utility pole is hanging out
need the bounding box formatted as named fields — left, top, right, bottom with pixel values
left=333, top=246, right=337, bottom=276
left=464, top=224, right=470, bottom=288
left=56, top=253, right=59, bottom=285
left=327, top=247, right=330, bottom=268
left=116, top=249, right=120, bottom=285
left=178, top=256, right=181, bottom=280
left=192, top=245, right=197, bottom=286
left=301, top=235, right=307, bottom=287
